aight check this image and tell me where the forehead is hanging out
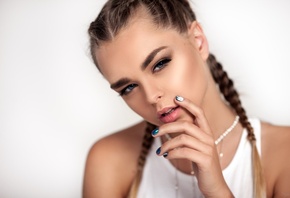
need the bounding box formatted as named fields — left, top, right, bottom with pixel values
left=95, top=16, right=186, bottom=83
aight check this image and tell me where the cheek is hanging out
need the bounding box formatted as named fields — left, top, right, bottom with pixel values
left=184, top=64, right=208, bottom=105
left=126, top=100, right=143, bottom=116
left=165, top=54, right=208, bottom=106
left=124, top=97, right=157, bottom=123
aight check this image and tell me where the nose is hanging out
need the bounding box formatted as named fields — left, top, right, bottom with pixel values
left=143, top=80, right=163, bottom=105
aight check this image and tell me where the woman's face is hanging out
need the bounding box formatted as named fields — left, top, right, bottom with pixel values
left=95, top=16, right=210, bottom=126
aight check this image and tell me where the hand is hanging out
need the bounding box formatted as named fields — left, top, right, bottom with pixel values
left=152, top=96, right=233, bottom=198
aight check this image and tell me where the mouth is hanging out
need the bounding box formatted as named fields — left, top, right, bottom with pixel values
left=160, top=107, right=178, bottom=117
left=158, top=106, right=180, bottom=123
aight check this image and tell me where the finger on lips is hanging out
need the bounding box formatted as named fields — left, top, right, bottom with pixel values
left=152, top=95, right=213, bottom=158
left=175, top=95, right=211, bottom=134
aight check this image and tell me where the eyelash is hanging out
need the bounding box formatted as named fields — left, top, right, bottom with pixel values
left=152, top=58, right=171, bottom=73
left=120, top=84, right=137, bottom=96
left=119, top=58, right=172, bottom=96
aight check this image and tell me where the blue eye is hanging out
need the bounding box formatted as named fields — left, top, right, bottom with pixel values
left=153, top=58, right=171, bottom=72
left=120, top=84, right=137, bottom=96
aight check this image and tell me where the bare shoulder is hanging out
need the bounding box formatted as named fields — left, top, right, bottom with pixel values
left=261, top=122, right=290, bottom=197
left=83, top=120, right=147, bottom=198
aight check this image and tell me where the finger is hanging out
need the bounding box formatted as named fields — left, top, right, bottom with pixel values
left=152, top=121, right=213, bottom=145
left=175, top=95, right=211, bottom=135
left=163, top=146, right=212, bottom=167
left=157, top=133, right=213, bottom=157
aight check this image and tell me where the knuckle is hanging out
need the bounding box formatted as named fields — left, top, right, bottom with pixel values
left=205, top=144, right=215, bottom=155
left=207, top=137, right=215, bottom=146
left=202, top=133, right=214, bottom=145
left=177, top=134, right=187, bottom=142
left=180, top=121, right=192, bottom=130
left=196, top=107, right=204, bottom=116
left=178, top=147, right=190, bottom=156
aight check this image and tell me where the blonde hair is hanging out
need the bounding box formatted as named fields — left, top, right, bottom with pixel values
left=88, top=0, right=266, bottom=197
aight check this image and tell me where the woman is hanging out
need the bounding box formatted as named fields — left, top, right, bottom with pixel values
left=83, top=0, right=290, bottom=197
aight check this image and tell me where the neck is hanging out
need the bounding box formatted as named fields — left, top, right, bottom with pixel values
left=201, top=76, right=238, bottom=140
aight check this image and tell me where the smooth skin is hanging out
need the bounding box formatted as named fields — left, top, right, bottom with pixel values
left=83, top=9, right=290, bottom=198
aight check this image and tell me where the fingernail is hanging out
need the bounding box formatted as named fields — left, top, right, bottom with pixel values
left=163, top=152, right=168, bottom=158
left=176, top=96, right=184, bottom=102
left=151, top=128, right=159, bottom=136
left=156, top=147, right=161, bottom=155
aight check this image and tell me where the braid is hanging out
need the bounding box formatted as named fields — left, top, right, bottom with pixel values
left=138, top=122, right=155, bottom=169
left=207, top=54, right=255, bottom=139
left=127, top=122, right=155, bottom=198
left=90, top=0, right=266, bottom=197
left=207, top=54, right=266, bottom=198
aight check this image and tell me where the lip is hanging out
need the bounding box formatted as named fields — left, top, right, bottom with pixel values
left=157, top=106, right=180, bottom=123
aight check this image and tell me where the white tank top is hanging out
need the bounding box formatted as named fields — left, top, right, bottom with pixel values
left=137, top=118, right=261, bottom=198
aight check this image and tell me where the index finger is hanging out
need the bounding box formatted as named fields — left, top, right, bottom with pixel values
left=175, top=95, right=211, bottom=135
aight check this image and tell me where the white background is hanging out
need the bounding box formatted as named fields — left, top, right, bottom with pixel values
left=0, top=0, right=289, bottom=197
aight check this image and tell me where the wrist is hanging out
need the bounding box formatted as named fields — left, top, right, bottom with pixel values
left=213, top=189, right=234, bottom=198
left=215, top=186, right=234, bottom=198
left=204, top=184, right=234, bottom=198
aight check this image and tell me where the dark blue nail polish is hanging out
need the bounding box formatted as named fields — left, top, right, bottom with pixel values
left=156, top=147, right=161, bottom=155
left=163, top=152, right=168, bottom=158
left=151, top=128, right=159, bottom=136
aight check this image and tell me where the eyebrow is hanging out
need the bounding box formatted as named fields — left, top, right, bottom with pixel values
left=141, top=46, right=168, bottom=70
left=110, top=46, right=168, bottom=90
left=110, top=78, right=131, bottom=90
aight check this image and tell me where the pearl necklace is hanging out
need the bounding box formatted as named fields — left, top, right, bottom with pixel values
left=214, top=116, right=240, bottom=145
left=164, top=115, right=240, bottom=198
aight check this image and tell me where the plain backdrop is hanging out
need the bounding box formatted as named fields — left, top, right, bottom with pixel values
left=0, top=0, right=289, bottom=197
